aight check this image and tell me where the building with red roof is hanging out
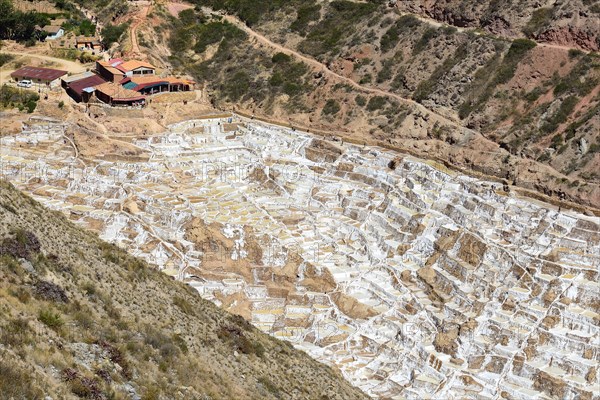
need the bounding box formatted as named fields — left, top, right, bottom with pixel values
left=11, top=66, right=68, bottom=88
left=121, top=75, right=194, bottom=95
left=94, top=82, right=146, bottom=107
left=62, top=72, right=107, bottom=102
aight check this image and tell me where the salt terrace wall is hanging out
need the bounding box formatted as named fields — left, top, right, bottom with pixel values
left=1, top=116, right=599, bottom=399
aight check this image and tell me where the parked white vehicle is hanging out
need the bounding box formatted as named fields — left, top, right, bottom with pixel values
left=17, top=80, right=33, bottom=88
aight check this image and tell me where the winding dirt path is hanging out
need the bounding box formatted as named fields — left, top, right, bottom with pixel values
left=129, top=3, right=152, bottom=57
left=219, top=13, right=464, bottom=129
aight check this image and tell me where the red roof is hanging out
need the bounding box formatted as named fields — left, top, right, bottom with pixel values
left=11, top=66, right=67, bottom=81
left=67, top=74, right=107, bottom=96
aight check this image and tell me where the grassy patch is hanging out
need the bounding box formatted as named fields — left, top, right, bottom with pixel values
left=0, top=52, right=14, bottom=67
left=38, top=308, right=64, bottom=330
left=0, top=84, right=39, bottom=113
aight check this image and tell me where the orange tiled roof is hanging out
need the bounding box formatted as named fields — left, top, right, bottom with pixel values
left=119, top=60, right=155, bottom=71
left=97, top=61, right=125, bottom=76
left=95, top=82, right=145, bottom=100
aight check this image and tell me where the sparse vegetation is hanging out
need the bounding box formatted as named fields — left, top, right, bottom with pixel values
left=541, top=96, right=579, bottom=133
left=0, top=52, right=13, bottom=67
left=298, top=0, right=380, bottom=57
left=459, top=39, right=536, bottom=119
left=0, top=180, right=366, bottom=399
left=366, top=96, right=386, bottom=111
left=414, top=43, right=467, bottom=102
left=322, top=99, right=341, bottom=115
left=0, top=84, right=39, bottom=113
left=523, top=8, right=554, bottom=37
left=553, top=54, right=599, bottom=97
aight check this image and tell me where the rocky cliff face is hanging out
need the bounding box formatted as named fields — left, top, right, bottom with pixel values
left=393, top=0, right=600, bottom=51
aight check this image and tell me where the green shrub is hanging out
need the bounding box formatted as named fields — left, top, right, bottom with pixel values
left=101, top=23, right=128, bottom=48
left=58, top=100, right=64, bottom=109
left=413, top=27, right=438, bottom=55
left=523, top=87, right=545, bottom=102
left=494, top=39, right=536, bottom=85
left=322, top=99, right=340, bottom=115
left=523, top=8, right=553, bottom=37
left=0, top=52, right=13, bottom=67
left=366, top=96, right=386, bottom=111
left=193, top=21, right=245, bottom=54
left=568, top=48, right=584, bottom=59
left=291, top=4, right=321, bottom=34
left=380, top=15, right=420, bottom=53
left=272, top=52, right=291, bottom=64
left=355, top=95, right=366, bottom=106
left=376, top=59, right=393, bottom=83
left=38, top=308, right=64, bottom=330
left=0, top=85, right=39, bottom=111
left=299, top=0, right=380, bottom=57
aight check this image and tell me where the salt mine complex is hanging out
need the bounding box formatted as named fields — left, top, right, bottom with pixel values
left=2, top=116, right=598, bottom=399
left=0, top=0, right=599, bottom=398
left=10, top=59, right=194, bottom=106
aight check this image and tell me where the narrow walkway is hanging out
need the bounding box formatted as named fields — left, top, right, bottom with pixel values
left=216, top=13, right=465, bottom=130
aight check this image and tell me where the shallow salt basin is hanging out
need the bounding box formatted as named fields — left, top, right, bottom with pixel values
left=1, top=116, right=599, bottom=399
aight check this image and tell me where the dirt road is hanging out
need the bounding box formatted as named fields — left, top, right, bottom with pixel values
left=219, top=13, right=465, bottom=129
left=129, top=4, right=152, bottom=56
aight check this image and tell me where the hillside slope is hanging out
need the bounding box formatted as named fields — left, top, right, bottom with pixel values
left=0, top=180, right=367, bottom=400
left=393, top=0, right=600, bottom=51
left=144, top=0, right=600, bottom=209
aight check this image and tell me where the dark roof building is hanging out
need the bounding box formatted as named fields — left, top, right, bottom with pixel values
left=64, top=74, right=107, bottom=102
left=11, top=66, right=68, bottom=86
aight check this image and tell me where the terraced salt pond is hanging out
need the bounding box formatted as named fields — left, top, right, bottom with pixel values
left=1, top=116, right=599, bottom=399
